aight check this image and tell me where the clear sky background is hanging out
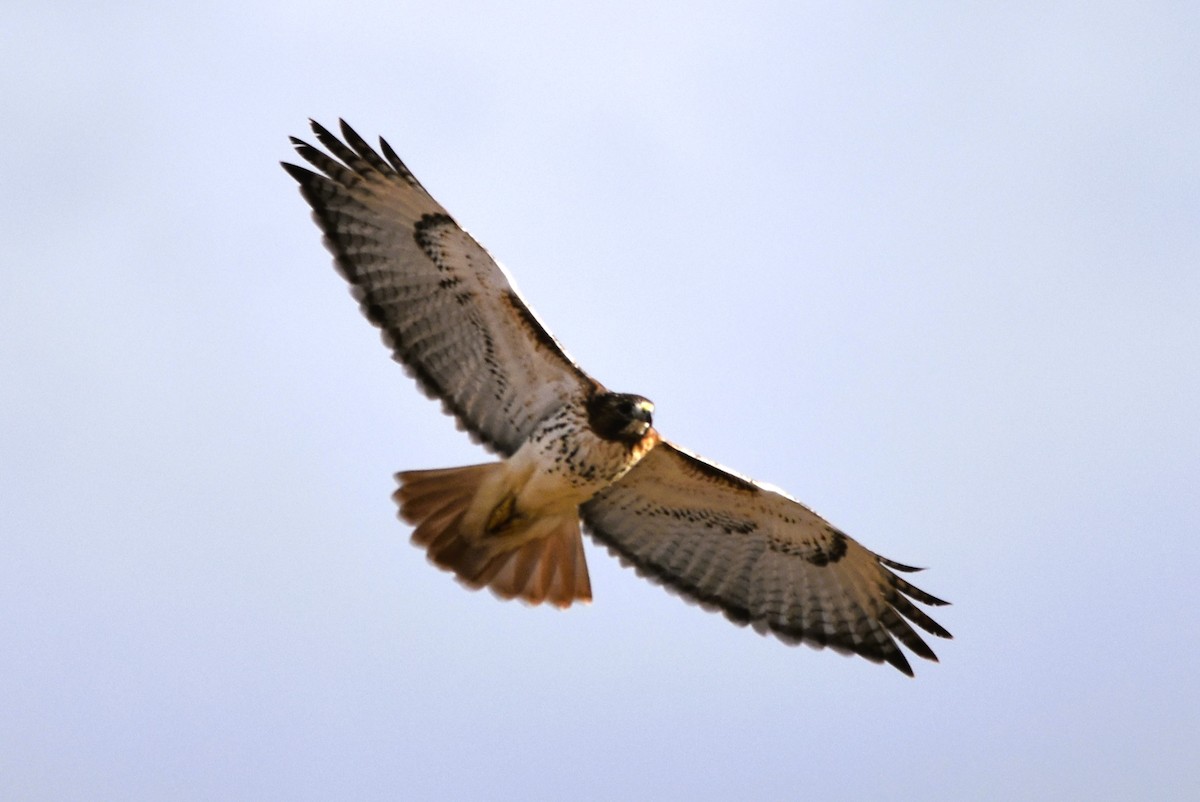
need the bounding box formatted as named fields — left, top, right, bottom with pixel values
left=3, top=2, right=1198, bottom=800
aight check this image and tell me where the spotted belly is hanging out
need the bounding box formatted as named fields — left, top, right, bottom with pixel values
left=510, top=403, right=659, bottom=517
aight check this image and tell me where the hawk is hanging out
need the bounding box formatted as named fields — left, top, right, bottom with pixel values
left=283, top=120, right=951, bottom=675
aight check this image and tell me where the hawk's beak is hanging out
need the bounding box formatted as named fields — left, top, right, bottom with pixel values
left=627, top=401, right=654, bottom=435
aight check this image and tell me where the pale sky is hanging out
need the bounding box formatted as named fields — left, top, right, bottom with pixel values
left=3, top=2, right=1198, bottom=800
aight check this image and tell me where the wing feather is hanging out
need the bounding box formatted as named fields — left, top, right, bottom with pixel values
left=581, top=442, right=951, bottom=676
left=283, top=120, right=594, bottom=456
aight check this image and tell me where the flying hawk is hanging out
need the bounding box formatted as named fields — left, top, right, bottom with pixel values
left=283, top=120, right=951, bottom=675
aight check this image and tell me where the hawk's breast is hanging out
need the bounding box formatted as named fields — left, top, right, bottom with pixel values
left=506, top=399, right=659, bottom=517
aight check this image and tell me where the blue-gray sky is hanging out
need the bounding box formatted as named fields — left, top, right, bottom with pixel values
left=3, top=2, right=1198, bottom=800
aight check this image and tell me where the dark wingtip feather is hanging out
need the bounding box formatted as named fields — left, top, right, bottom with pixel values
left=380, top=136, right=408, bottom=173
left=309, top=119, right=360, bottom=167
left=879, top=556, right=925, bottom=573
left=890, top=571, right=952, bottom=608
left=586, top=519, right=938, bottom=677
left=338, top=118, right=366, bottom=148
left=280, top=160, right=315, bottom=183
left=337, top=119, right=396, bottom=176
left=888, top=651, right=916, bottom=677
left=308, top=117, right=335, bottom=141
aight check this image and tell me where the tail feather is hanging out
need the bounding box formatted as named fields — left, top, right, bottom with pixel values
left=393, top=464, right=592, bottom=608
left=398, top=464, right=492, bottom=544
left=497, top=537, right=547, bottom=599
left=545, top=527, right=592, bottom=607
left=485, top=518, right=593, bottom=606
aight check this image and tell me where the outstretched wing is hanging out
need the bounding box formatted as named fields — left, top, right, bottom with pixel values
left=581, top=443, right=951, bottom=675
left=283, top=120, right=594, bottom=457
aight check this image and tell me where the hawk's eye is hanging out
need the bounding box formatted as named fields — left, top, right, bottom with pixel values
left=617, top=400, right=634, bottom=417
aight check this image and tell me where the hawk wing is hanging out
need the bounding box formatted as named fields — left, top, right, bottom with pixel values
left=581, top=442, right=951, bottom=675
left=283, top=120, right=594, bottom=457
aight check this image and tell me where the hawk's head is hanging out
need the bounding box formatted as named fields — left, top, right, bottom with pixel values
left=588, top=392, right=654, bottom=445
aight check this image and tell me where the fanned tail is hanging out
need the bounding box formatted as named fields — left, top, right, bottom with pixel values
left=394, top=464, right=592, bottom=608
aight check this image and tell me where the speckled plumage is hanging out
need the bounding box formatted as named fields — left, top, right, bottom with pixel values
left=283, top=120, right=951, bottom=676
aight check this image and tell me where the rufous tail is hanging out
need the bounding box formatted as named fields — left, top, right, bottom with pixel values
left=393, top=464, right=592, bottom=608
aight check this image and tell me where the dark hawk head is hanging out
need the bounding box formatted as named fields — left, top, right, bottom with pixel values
left=587, top=392, right=654, bottom=445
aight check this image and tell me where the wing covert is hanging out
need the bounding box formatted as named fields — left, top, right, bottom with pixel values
left=283, top=120, right=594, bottom=456
left=580, top=443, right=951, bottom=676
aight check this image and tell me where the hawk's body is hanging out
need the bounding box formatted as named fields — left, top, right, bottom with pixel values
left=284, top=120, right=951, bottom=675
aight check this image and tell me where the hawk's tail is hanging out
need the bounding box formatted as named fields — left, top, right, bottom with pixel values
left=393, top=464, right=592, bottom=608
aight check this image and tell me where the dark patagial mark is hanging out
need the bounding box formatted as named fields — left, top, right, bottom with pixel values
left=672, top=447, right=760, bottom=494
left=766, top=527, right=848, bottom=565
left=413, top=213, right=457, bottom=271
left=805, top=528, right=849, bottom=566
left=503, top=291, right=565, bottom=354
